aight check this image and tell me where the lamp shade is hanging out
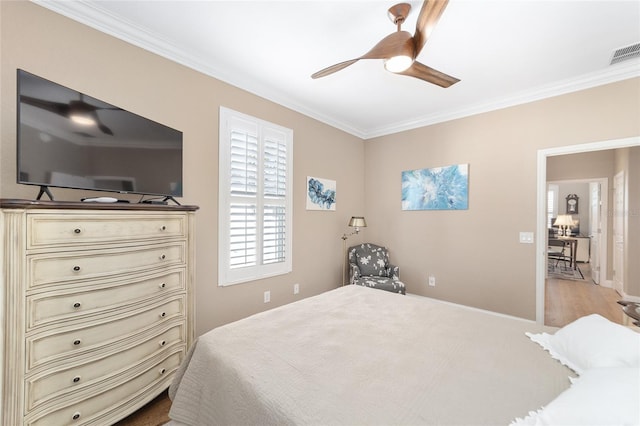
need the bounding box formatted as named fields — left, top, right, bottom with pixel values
left=348, top=216, right=367, bottom=228
left=553, top=215, right=574, bottom=227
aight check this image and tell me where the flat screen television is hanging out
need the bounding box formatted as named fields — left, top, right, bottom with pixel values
left=17, top=69, right=183, bottom=202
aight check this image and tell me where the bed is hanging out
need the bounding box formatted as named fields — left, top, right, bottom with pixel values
left=167, top=285, right=640, bottom=425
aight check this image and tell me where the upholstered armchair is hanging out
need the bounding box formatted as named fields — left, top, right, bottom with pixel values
left=348, top=243, right=405, bottom=294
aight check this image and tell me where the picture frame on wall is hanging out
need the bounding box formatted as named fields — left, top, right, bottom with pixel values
left=306, top=176, right=336, bottom=211
left=401, top=163, right=469, bottom=211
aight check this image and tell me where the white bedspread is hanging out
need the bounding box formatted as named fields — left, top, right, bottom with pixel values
left=168, top=286, right=572, bottom=425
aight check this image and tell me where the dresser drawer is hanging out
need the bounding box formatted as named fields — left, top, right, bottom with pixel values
left=27, top=269, right=185, bottom=330
left=27, top=296, right=184, bottom=371
left=26, top=349, right=183, bottom=426
left=28, top=242, right=185, bottom=289
left=27, top=322, right=185, bottom=411
left=27, top=212, right=187, bottom=249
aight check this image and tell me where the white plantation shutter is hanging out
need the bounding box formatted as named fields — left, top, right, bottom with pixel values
left=263, top=131, right=288, bottom=265
left=219, top=107, right=292, bottom=285
left=263, top=205, right=286, bottom=264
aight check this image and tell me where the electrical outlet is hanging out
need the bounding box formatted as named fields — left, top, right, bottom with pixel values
left=263, top=290, right=270, bottom=303
left=293, top=283, right=300, bottom=294
left=428, top=275, right=436, bottom=287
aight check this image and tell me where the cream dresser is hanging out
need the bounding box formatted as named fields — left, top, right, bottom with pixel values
left=0, top=200, right=197, bottom=425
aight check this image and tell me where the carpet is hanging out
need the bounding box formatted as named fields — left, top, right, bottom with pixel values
left=548, top=261, right=585, bottom=281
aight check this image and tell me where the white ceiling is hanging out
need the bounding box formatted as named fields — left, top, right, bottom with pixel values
left=35, top=0, right=640, bottom=139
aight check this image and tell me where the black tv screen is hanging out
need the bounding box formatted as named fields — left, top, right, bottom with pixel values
left=17, top=69, right=183, bottom=199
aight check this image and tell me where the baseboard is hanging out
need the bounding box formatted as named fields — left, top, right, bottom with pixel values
left=619, top=292, right=640, bottom=303
left=405, top=293, right=536, bottom=323
left=600, top=279, right=613, bottom=289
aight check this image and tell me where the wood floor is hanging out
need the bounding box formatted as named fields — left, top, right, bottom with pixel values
left=545, top=263, right=624, bottom=327
left=118, top=265, right=627, bottom=425
left=114, top=390, right=171, bottom=426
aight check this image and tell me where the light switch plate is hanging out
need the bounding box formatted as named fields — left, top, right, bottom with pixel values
left=519, top=232, right=534, bottom=244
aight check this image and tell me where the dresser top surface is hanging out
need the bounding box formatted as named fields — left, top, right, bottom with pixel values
left=0, top=199, right=199, bottom=212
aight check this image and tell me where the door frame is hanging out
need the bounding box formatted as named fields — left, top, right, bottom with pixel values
left=612, top=171, right=625, bottom=295
left=535, top=136, right=640, bottom=324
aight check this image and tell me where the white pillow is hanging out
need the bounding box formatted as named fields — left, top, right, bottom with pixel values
left=526, top=314, right=640, bottom=374
left=511, top=367, right=640, bottom=426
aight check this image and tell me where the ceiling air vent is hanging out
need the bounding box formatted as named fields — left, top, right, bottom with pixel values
left=610, top=42, right=640, bottom=65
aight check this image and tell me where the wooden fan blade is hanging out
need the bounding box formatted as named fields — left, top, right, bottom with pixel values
left=398, top=61, right=459, bottom=88
left=311, top=31, right=413, bottom=79
left=413, top=0, right=449, bottom=57
left=311, top=59, right=360, bottom=79
left=362, top=30, right=414, bottom=60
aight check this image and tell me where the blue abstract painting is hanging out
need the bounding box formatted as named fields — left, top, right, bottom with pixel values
left=306, top=176, right=336, bottom=211
left=401, top=164, right=469, bottom=210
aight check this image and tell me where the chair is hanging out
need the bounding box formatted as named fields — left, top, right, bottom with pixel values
left=548, top=239, right=571, bottom=269
left=348, top=243, right=405, bottom=294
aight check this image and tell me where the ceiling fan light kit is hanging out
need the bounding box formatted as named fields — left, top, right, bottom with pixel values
left=311, top=0, right=460, bottom=88
left=384, top=55, right=413, bottom=72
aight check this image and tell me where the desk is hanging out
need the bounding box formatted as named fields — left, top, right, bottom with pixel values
left=550, top=237, right=578, bottom=270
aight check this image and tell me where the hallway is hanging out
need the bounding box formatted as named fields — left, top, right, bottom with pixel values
left=545, top=264, right=624, bottom=327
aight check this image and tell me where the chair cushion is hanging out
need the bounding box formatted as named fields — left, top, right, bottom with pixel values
left=354, top=277, right=406, bottom=294
left=353, top=244, right=389, bottom=277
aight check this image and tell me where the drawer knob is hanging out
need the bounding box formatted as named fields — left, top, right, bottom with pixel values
left=159, top=368, right=166, bottom=375
left=72, top=376, right=81, bottom=383
left=73, top=228, right=82, bottom=234
left=160, top=254, right=166, bottom=260
left=73, top=339, right=82, bottom=346
left=160, top=225, right=167, bottom=231
left=159, top=282, right=166, bottom=289
left=72, top=266, right=81, bottom=272
left=73, top=302, right=81, bottom=309
left=160, top=312, right=166, bottom=318
left=72, top=412, right=81, bottom=421
left=160, top=340, right=166, bottom=346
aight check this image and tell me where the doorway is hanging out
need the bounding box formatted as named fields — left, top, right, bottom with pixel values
left=546, top=177, right=608, bottom=286
left=535, top=136, right=640, bottom=324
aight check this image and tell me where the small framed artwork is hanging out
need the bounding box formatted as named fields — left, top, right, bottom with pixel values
left=566, top=194, right=579, bottom=214
left=306, top=176, right=336, bottom=211
left=401, top=163, right=469, bottom=211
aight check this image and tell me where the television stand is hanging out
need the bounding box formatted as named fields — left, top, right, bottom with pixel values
left=35, top=186, right=54, bottom=201
left=164, top=196, right=181, bottom=205
left=140, top=196, right=181, bottom=206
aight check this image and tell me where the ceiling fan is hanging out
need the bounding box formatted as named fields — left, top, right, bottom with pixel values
left=311, top=0, right=459, bottom=88
left=20, top=93, right=121, bottom=135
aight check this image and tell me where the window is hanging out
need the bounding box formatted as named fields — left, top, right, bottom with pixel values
left=218, top=107, right=293, bottom=286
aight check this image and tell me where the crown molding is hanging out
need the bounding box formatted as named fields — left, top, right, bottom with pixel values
left=364, top=60, right=640, bottom=139
left=32, top=0, right=640, bottom=141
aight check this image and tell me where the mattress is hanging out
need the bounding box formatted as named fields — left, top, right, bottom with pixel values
left=168, top=285, right=573, bottom=425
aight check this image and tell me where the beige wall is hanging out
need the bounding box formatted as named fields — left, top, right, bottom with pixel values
left=364, top=79, right=640, bottom=320
left=0, top=1, right=365, bottom=336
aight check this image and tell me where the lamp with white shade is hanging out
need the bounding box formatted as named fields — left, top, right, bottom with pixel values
left=553, top=214, right=574, bottom=237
